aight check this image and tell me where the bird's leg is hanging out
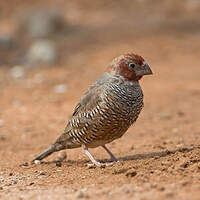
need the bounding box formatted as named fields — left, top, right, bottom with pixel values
left=82, top=146, right=102, bottom=167
left=102, top=145, right=118, bottom=162
left=82, top=145, right=114, bottom=168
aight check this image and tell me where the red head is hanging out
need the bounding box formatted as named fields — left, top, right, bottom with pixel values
left=107, top=53, right=152, bottom=81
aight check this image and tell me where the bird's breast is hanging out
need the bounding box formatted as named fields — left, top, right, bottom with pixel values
left=67, top=80, right=144, bottom=148
left=96, top=81, right=144, bottom=138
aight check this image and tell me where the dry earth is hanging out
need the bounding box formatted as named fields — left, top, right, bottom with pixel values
left=0, top=1, right=200, bottom=199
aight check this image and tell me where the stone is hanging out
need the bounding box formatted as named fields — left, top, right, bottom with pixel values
left=26, top=40, right=57, bottom=66
left=9, top=66, right=25, bottom=79
left=0, top=120, right=4, bottom=127
left=57, top=151, right=67, bottom=161
left=54, top=84, right=67, bottom=94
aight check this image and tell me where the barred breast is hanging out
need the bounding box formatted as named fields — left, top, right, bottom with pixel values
left=58, top=73, right=144, bottom=149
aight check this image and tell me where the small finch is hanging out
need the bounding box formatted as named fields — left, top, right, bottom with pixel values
left=33, top=53, right=152, bottom=167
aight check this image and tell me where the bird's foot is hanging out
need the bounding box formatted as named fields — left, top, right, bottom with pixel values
left=87, top=160, right=119, bottom=168
left=83, top=146, right=119, bottom=168
left=101, top=145, right=118, bottom=162
left=110, top=156, right=118, bottom=162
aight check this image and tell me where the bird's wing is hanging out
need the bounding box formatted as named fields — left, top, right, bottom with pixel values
left=56, top=73, right=110, bottom=146
left=72, top=85, right=103, bottom=117
left=71, top=72, right=110, bottom=118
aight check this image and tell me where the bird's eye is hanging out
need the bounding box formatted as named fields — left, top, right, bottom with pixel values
left=129, top=63, right=136, bottom=68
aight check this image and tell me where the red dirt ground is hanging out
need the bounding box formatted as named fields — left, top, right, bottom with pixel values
left=0, top=1, right=200, bottom=199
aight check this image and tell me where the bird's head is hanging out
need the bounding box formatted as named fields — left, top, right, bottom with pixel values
left=107, top=53, right=152, bottom=81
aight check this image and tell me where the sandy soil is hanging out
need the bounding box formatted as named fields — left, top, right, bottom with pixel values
left=0, top=1, right=200, bottom=199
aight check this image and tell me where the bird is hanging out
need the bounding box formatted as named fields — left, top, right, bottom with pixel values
left=32, top=53, right=153, bottom=167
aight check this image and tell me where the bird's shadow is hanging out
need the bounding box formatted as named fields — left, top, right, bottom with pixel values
left=35, top=145, right=198, bottom=166
left=118, top=146, right=196, bottom=162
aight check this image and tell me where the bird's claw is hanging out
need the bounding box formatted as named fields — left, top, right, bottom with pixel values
left=86, top=161, right=117, bottom=168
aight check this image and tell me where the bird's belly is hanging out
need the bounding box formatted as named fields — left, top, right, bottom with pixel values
left=85, top=106, right=141, bottom=148
left=86, top=139, right=112, bottom=148
left=70, top=88, right=143, bottom=149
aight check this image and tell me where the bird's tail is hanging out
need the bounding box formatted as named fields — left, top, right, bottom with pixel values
left=32, top=143, right=65, bottom=162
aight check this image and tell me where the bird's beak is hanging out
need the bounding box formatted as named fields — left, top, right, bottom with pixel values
left=142, top=62, right=153, bottom=75
left=135, top=62, right=153, bottom=77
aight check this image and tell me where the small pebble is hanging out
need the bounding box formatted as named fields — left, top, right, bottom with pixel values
left=157, top=186, right=165, bottom=191
left=181, top=180, right=189, bottom=186
left=57, top=151, right=67, bottom=161
left=0, top=120, right=4, bottom=127
left=125, top=171, right=137, bottom=177
left=75, top=190, right=85, bottom=199
left=12, top=180, right=18, bottom=184
left=165, top=190, right=174, bottom=197
left=19, top=162, right=29, bottom=167
left=172, top=128, right=178, bottom=134
left=161, top=161, right=170, bottom=166
left=130, top=145, right=135, bottom=150
left=159, top=113, right=172, bottom=120
left=177, top=111, right=185, bottom=117
left=34, top=160, right=41, bottom=165
left=38, top=171, right=46, bottom=176
left=55, top=84, right=67, bottom=94
left=26, top=40, right=57, bottom=66
left=9, top=66, right=25, bottom=79
left=56, top=161, right=62, bottom=167
left=0, top=135, right=6, bottom=140
left=180, top=162, right=189, bottom=168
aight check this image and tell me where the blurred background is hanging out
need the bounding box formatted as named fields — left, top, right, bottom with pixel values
left=0, top=1, right=200, bottom=199
left=1, top=0, right=200, bottom=67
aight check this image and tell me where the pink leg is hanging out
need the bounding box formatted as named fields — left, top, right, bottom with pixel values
left=82, top=145, right=115, bottom=167
left=102, top=145, right=118, bottom=162
left=82, top=147, right=102, bottom=167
